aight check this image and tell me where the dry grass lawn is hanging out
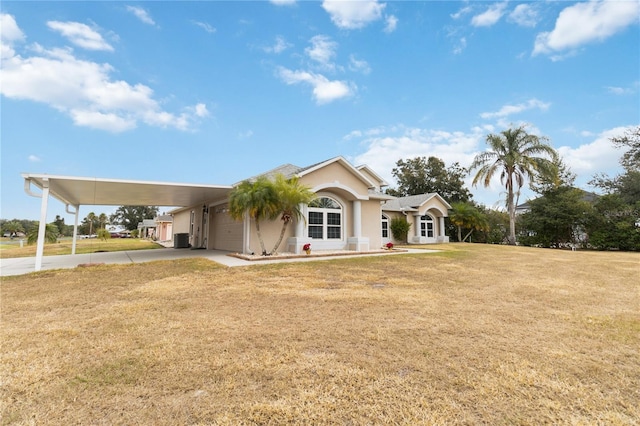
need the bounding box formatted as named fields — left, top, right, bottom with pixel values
left=1, top=244, right=638, bottom=425
left=0, top=238, right=163, bottom=258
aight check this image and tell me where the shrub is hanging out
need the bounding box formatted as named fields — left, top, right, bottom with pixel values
left=390, top=217, right=412, bottom=243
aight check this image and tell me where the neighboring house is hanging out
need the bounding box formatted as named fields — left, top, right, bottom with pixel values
left=516, top=189, right=599, bottom=214
left=155, top=215, right=173, bottom=241
left=137, top=219, right=157, bottom=239
left=170, top=156, right=450, bottom=254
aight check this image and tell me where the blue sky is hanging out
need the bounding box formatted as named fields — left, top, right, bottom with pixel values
left=1, top=0, right=639, bottom=222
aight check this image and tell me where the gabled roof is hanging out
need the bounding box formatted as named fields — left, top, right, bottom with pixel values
left=236, top=163, right=303, bottom=185
left=356, top=164, right=389, bottom=188
left=381, top=193, right=452, bottom=212
left=296, top=156, right=377, bottom=189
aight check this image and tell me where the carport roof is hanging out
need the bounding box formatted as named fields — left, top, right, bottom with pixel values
left=22, top=173, right=232, bottom=207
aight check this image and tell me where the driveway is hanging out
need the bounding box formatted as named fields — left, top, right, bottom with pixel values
left=0, top=247, right=430, bottom=277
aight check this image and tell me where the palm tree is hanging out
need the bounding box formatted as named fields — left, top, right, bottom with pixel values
left=86, top=212, right=96, bottom=236
left=449, top=202, right=489, bottom=242
left=270, top=174, right=315, bottom=254
left=27, top=223, right=59, bottom=244
left=470, top=126, right=558, bottom=245
left=98, top=213, right=108, bottom=229
left=228, top=176, right=280, bottom=256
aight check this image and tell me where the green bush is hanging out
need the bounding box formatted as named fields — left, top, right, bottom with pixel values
left=390, top=217, right=412, bottom=243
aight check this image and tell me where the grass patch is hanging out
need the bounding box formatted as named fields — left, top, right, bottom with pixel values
left=1, top=244, right=638, bottom=424
left=0, top=237, right=163, bottom=258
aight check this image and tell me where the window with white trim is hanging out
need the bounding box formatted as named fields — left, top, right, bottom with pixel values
left=381, top=214, right=389, bottom=238
left=308, top=197, right=342, bottom=240
left=420, top=214, right=434, bottom=238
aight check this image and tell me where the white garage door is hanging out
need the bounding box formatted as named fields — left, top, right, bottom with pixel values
left=212, top=209, right=243, bottom=252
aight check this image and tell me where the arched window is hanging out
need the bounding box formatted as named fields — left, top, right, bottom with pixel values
left=381, top=214, right=389, bottom=238
left=420, top=214, right=434, bottom=238
left=308, top=197, right=342, bottom=240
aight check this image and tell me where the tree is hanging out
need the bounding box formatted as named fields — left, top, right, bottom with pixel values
left=27, top=223, right=59, bottom=244
left=612, top=126, right=640, bottom=170
left=86, top=212, right=96, bottom=236
left=97, top=228, right=111, bottom=241
left=98, top=213, right=108, bottom=229
left=518, top=187, right=594, bottom=248
left=229, top=176, right=280, bottom=256
left=269, top=174, right=315, bottom=254
left=585, top=194, right=640, bottom=251
left=469, top=126, right=558, bottom=245
left=2, top=220, right=24, bottom=238
left=110, top=206, right=159, bottom=231
left=449, top=202, right=489, bottom=242
left=388, top=156, right=472, bottom=203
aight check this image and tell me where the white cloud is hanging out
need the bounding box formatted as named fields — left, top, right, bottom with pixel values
left=480, top=99, right=550, bottom=120
left=349, top=55, right=371, bottom=75
left=28, top=154, right=41, bottom=162
left=1, top=14, right=25, bottom=59
left=453, top=37, right=467, bottom=55
left=322, top=0, right=386, bottom=30
left=193, top=21, right=216, bottom=34
left=0, top=17, right=207, bottom=133
left=305, top=35, right=337, bottom=69
left=270, top=0, right=296, bottom=5
left=451, top=6, right=472, bottom=20
left=605, top=81, right=638, bottom=95
left=47, top=21, right=113, bottom=51
left=126, top=6, right=156, bottom=26
left=277, top=67, right=353, bottom=104
left=533, top=0, right=640, bottom=57
left=384, top=15, right=398, bottom=33
left=471, top=2, right=508, bottom=27
left=557, top=126, right=630, bottom=177
left=238, top=130, right=254, bottom=139
left=508, top=4, right=539, bottom=28
left=264, top=36, right=291, bottom=54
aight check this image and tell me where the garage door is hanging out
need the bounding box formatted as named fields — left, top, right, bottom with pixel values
left=212, top=208, right=243, bottom=252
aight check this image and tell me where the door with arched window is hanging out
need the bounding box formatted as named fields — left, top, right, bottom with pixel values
left=307, top=197, right=343, bottom=244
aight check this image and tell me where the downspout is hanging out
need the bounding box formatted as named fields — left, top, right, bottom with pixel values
left=66, top=204, right=79, bottom=254
left=24, top=178, right=50, bottom=272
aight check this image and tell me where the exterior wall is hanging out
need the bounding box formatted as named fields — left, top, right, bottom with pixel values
left=301, top=162, right=370, bottom=196
left=172, top=210, right=191, bottom=235
left=357, top=168, right=382, bottom=192
left=361, top=199, right=383, bottom=249
left=247, top=216, right=293, bottom=255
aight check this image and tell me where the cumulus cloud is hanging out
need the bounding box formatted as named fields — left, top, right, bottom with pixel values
left=322, top=0, right=386, bottom=30
left=277, top=67, right=353, bottom=104
left=508, top=4, right=539, bottom=28
left=533, top=0, right=640, bottom=58
left=263, top=36, right=291, bottom=54
left=1, top=13, right=25, bottom=59
left=384, top=15, right=398, bottom=33
left=305, top=35, right=338, bottom=70
left=0, top=14, right=207, bottom=133
left=480, top=99, right=550, bottom=120
left=349, top=55, right=371, bottom=75
left=557, top=126, right=630, bottom=176
left=47, top=21, right=113, bottom=51
left=28, top=154, right=42, bottom=162
left=126, top=6, right=156, bottom=26
left=471, top=2, right=508, bottom=27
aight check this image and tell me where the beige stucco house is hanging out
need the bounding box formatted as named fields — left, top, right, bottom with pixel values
left=170, top=156, right=450, bottom=255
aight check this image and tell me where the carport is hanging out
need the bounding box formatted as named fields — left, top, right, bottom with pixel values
left=22, top=173, right=232, bottom=272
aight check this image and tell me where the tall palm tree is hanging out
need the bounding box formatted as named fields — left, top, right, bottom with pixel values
left=86, top=212, right=96, bottom=236
left=228, top=176, right=280, bottom=256
left=98, top=213, right=108, bottom=229
left=470, top=126, right=558, bottom=245
left=270, top=174, right=315, bottom=254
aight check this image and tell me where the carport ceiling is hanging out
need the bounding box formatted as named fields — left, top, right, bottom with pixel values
left=22, top=173, right=233, bottom=207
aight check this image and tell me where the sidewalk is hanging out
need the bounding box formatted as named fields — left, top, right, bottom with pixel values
left=1, top=247, right=432, bottom=277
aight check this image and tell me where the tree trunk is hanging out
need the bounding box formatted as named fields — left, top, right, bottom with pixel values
left=271, top=220, right=289, bottom=255
left=506, top=178, right=516, bottom=245
left=457, top=225, right=462, bottom=242
left=255, top=219, right=268, bottom=256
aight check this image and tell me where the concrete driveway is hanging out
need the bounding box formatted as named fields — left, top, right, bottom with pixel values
left=0, top=247, right=429, bottom=277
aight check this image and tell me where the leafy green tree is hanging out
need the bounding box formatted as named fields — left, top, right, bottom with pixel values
left=518, top=187, right=594, bottom=248
left=479, top=207, right=510, bottom=244
left=97, top=228, right=111, bottom=241
left=1, top=220, right=25, bottom=238
left=229, top=176, right=280, bottom=256
left=612, top=126, right=640, bottom=170
left=470, top=126, right=558, bottom=245
left=585, top=194, right=640, bottom=251
left=449, top=202, right=489, bottom=242
left=389, top=217, right=412, bottom=243
left=388, top=156, right=472, bottom=203
left=270, top=174, right=315, bottom=254
left=110, top=206, right=159, bottom=231
left=27, top=223, right=59, bottom=244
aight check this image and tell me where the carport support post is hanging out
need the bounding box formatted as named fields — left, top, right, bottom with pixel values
left=66, top=204, right=79, bottom=255
left=34, top=179, right=50, bottom=272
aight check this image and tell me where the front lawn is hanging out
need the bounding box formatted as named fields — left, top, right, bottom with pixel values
left=0, top=237, right=163, bottom=258
left=1, top=244, right=638, bottom=424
